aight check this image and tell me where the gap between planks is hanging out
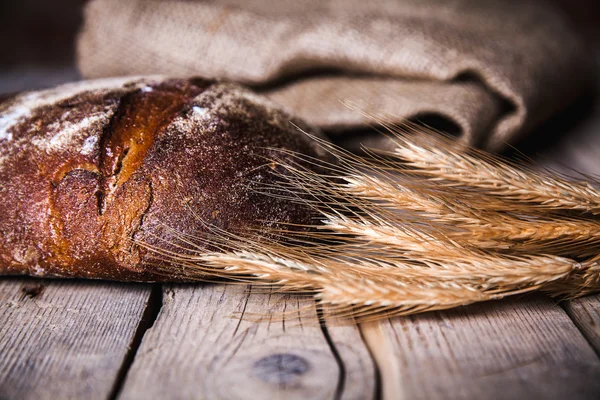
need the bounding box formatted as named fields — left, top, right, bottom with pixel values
left=108, top=284, right=164, bottom=400
left=0, top=278, right=152, bottom=400
left=561, top=294, right=600, bottom=358
left=3, top=279, right=599, bottom=400
left=116, top=284, right=377, bottom=400
left=360, top=294, right=600, bottom=400
left=110, top=288, right=600, bottom=400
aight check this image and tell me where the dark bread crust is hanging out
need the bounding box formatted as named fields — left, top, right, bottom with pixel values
left=0, top=77, right=324, bottom=281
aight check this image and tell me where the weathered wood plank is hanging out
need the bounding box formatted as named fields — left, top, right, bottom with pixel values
left=563, top=294, right=600, bottom=355
left=0, top=278, right=151, bottom=400
left=321, top=314, right=377, bottom=400
left=361, top=294, right=600, bottom=400
left=120, top=284, right=375, bottom=399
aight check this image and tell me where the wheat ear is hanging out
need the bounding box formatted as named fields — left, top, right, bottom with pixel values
left=145, top=241, right=558, bottom=321
left=264, top=148, right=600, bottom=257
left=389, top=127, right=600, bottom=214
left=139, top=112, right=600, bottom=320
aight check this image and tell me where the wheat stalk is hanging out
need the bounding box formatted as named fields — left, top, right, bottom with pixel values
left=264, top=157, right=600, bottom=256
left=340, top=103, right=600, bottom=214
left=148, top=246, right=549, bottom=320
left=139, top=114, right=600, bottom=321
left=391, top=129, right=600, bottom=214
left=140, top=197, right=586, bottom=321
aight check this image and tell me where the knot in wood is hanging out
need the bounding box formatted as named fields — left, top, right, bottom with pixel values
left=252, top=353, right=310, bottom=385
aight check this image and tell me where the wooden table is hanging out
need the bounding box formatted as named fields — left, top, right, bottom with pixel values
left=2, top=70, right=600, bottom=400
left=2, top=279, right=600, bottom=399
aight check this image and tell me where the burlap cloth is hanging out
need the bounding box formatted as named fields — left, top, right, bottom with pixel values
left=77, top=0, right=592, bottom=151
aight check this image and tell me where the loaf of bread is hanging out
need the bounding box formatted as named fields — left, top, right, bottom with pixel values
left=0, top=77, right=324, bottom=281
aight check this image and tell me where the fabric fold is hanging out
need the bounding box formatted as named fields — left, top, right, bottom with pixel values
left=77, top=0, right=592, bottom=151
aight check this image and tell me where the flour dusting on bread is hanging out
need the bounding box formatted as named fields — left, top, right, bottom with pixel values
left=0, top=76, right=323, bottom=281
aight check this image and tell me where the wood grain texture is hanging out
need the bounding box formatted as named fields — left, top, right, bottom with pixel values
left=321, top=314, right=377, bottom=400
left=0, top=278, right=151, bottom=400
left=361, top=294, right=600, bottom=400
left=119, top=284, right=375, bottom=400
left=563, top=295, right=600, bottom=355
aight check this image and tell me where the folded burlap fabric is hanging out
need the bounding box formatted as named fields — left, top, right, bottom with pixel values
left=77, top=0, right=591, bottom=151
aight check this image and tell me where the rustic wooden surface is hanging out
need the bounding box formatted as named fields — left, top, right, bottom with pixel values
left=2, top=279, right=599, bottom=399
left=563, top=294, right=600, bottom=355
left=362, top=295, right=600, bottom=400
left=119, top=284, right=375, bottom=400
left=0, top=278, right=151, bottom=400
left=322, top=314, right=377, bottom=399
